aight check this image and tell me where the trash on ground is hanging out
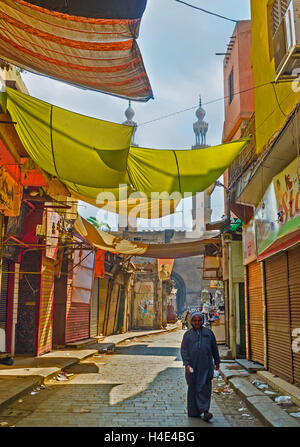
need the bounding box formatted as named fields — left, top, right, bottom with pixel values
left=238, top=407, right=247, bottom=411
left=214, top=385, right=233, bottom=395
left=65, top=373, right=74, bottom=378
left=18, top=399, right=23, bottom=403
left=71, top=408, right=91, bottom=414
left=40, top=385, right=46, bottom=389
left=56, top=376, right=68, bottom=382
left=275, top=396, right=292, bottom=404
left=290, top=412, right=300, bottom=418
left=264, top=390, right=277, bottom=395
left=125, top=340, right=131, bottom=343
left=30, top=391, right=37, bottom=395
left=252, top=379, right=268, bottom=390
left=242, top=413, right=251, bottom=417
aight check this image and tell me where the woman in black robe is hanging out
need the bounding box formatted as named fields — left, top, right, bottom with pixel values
left=180, top=311, right=220, bottom=421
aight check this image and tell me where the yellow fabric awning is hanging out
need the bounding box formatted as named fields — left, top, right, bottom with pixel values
left=74, top=215, right=220, bottom=259
left=4, top=88, right=249, bottom=218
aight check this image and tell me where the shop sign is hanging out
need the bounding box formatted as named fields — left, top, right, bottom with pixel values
left=0, top=165, right=22, bottom=216
left=242, top=218, right=257, bottom=265
left=210, top=280, right=224, bottom=289
left=255, top=156, right=300, bottom=255
left=157, top=259, right=174, bottom=281
left=45, top=208, right=60, bottom=260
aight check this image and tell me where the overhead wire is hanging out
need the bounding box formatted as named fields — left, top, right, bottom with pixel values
left=139, top=81, right=273, bottom=127
left=174, top=0, right=239, bottom=23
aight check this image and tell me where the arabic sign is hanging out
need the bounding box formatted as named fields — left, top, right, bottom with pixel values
left=0, top=165, right=22, bottom=216
left=255, top=156, right=300, bottom=255
left=45, top=208, right=60, bottom=260
left=242, top=218, right=257, bottom=265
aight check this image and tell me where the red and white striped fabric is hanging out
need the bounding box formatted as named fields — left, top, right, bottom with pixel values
left=0, top=0, right=153, bottom=101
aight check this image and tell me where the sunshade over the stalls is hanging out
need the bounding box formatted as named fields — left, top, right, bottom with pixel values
left=70, top=188, right=182, bottom=219
left=74, top=216, right=220, bottom=259
left=0, top=0, right=152, bottom=101
left=5, top=88, right=249, bottom=206
left=25, top=0, right=147, bottom=19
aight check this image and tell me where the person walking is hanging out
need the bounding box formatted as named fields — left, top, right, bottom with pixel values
left=180, top=311, right=220, bottom=422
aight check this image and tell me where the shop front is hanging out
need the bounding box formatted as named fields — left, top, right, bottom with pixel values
left=243, top=218, right=265, bottom=365
left=255, top=157, right=300, bottom=385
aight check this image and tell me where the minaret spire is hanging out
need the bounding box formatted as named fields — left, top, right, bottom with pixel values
left=122, top=100, right=139, bottom=147
left=192, top=94, right=209, bottom=149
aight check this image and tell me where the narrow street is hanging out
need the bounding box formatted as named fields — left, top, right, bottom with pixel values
left=0, top=330, right=263, bottom=427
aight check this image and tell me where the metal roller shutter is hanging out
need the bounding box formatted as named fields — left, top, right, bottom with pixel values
left=98, top=277, right=109, bottom=336
left=248, top=261, right=264, bottom=365
left=37, top=256, right=54, bottom=356
left=90, top=278, right=99, bottom=338
left=265, top=253, right=293, bottom=383
left=105, top=283, right=120, bottom=336
left=0, top=258, right=9, bottom=331
left=66, top=250, right=94, bottom=343
left=65, top=302, right=90, bottom=343
left=287, top=246, right=300, bottom=386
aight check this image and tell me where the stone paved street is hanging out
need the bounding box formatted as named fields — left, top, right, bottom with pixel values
left=0, top=330, right=263, bottom=427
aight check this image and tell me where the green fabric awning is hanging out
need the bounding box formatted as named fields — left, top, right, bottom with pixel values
left=5, top=87, right=249, bottom=206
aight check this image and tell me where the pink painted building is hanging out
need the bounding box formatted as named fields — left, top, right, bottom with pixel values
left=222, top=20, right=254, bottom=144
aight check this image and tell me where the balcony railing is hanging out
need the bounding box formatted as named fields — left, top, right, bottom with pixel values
left=228, top=113, right=257, bottom=187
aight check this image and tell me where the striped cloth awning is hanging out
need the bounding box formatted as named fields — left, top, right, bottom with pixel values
left=0, top=0, right=153, bottom=102
left=25, top=0, right=148, bottom=19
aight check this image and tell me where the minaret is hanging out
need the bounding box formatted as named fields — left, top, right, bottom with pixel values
left=122, top=100, right=139, bottom=147
left=191, top=96, right=212, bottom=231
left=120, top=101, right=138, bottom=232
left=192, top=96, right=209, bottom=149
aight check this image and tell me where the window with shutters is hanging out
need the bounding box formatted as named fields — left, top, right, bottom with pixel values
left=228, top=69, right=234, bottom=104
left=271, top=0, right=291, bottom=36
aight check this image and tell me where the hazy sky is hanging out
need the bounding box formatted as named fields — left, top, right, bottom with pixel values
left=21, top=0, right=251, bottom=229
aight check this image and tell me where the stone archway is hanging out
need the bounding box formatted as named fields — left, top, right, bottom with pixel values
left=171, top=272, right=186, bottom=315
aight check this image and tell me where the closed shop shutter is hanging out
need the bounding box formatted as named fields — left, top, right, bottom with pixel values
left=65, top=249, right=94, bottom=343
left=247, top=261, right=264, bottom=364
left=105, top=283, right=120, bottom=336
left=0, top=258, right=9, bottom=331
left=287, top=245, right=300, bottom=386
left=65, top=302, right=90, bottom=343
left=90, top=278, right=99, bottom=338
left=37, top=256, right=54, bottom=356
left=98, top=277, right=109, bottom=335
left=265, top=253, right=293, bottom=383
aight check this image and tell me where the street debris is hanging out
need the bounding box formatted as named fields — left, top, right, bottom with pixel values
left=241, top=413, right=251, bottom=417
left=274, top=396, right=292, bottom=405
left=264, top=390, right=277, bottom=396
left=238, top=407, right=247, bottom=412
left=125, top=340, right=131, bottom=343
left=214, top=385, right=234, bottom=396
left=18, top=399, right=23, bottom=403
left=290, top=412, right=300, bottom=418
left=71, top=408, right=91, bottom=414
left=252, top=379, right=268, bottom=389
left=30, top=391, right=37, bottom=395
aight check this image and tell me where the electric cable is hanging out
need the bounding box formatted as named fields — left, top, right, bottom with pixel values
left=174, top=0, right=239, bottom=23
